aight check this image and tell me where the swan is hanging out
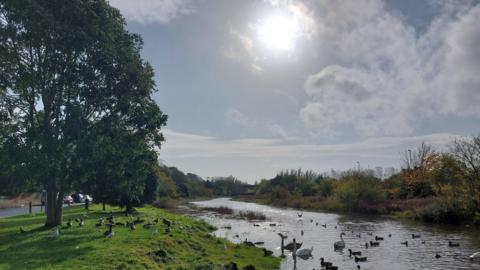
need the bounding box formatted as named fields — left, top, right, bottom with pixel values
left=334, top=232, right=346, bottom=250
left=295, top=246, right=313, bottom=258
left=469, top=252, right=480, bottom=260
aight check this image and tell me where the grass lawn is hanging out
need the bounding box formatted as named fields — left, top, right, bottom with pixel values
left=0, top=204, right=280, bottom=270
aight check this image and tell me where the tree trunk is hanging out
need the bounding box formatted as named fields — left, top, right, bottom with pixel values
left=45, top=187, right=63, bottom=227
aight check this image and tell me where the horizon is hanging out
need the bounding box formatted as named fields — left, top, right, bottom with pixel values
left=109, top=0, right=480, bottom=183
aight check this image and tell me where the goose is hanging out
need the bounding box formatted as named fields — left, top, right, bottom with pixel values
left=367, top=232, right=373, bottom=236
left=243, top=239, right=255, bottom=247
left=369, top=241, right=379, bottom=247
left=162, top=218, right=171, bottom=227
left=253, top=224, right=260, bottom=227
left=326, top=265, right=338, bottom=270
left=356, top=234, right=361, bottom=238
left=263, top=248, right=273, bottom=256
left=19, top=227, right=26, bottom=234
left=128, top=222, right=136, bottom=231
left=104, top=224, right=114, bottom=238
left=435, top=253, right=441, bottom=259
left=254, top=241, right=264, bottom=245
left=412, top=234, right=421, bottom=239
left=421, top=240, right=426, bottom=244
left=295, top=246, right=314, bottom=258
left=334, top=226, right=337, bottom=229
left=316, top=222, right=319, bottom=226
left=334, top=232, right=346, bottom=250
left=364, top=242, right=369, bottom=248
left=322, top=224, right=327, bottom=228
left=348, top=249, right=362, bottom=256
left=469, top=251, right=480, bottom=260
left=401, top=241, right=408, bottom=246
left=375, top=236, right=384, bottom=241
left=320, top=258, right=333, bottom=268
left=310, top=218, right=314, bottom=223
left=269, top=223, right=277, bottom=226
left=355, top=256, right=367, bottom=263
left=297, top=212, right=303, bottom=218
left=66, top=219, right=72, bottom=228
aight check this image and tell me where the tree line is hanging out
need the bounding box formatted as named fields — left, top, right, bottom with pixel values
left=254, top=135, right=480, bottom=224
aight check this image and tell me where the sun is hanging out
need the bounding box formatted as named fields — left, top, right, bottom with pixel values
left=258, top=14, right=299, bottom=51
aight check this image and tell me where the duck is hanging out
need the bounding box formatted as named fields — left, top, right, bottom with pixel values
left=435, top=253, right=441, bottom=259
left=320, top=258, right=333, bottom=268
left=355, top=256, right=367, bottom=263
left=315, top=222, right=319, bottom=226
left=326, top=265, right=338, bottom=270
left=243, top=239, right=255, bottom=247
left=375, top=236, right=384, bottom=241
left=401, top=241, right=408, bottom=246
left=369, top=241, right=380, bottom=247
left=388, top=234, right=392, bottom=237
left=348, top=249, right=362, bottom=256
left=301, top=230, right=304, bottom=236
left=297, top=212, right=303, bottom=218
left=364, top=242, right=369, bottom=248
left=333, top=232, right=346, bottom=250
left=448, top=241, right=460, bottom=247
left=254, top=241, right=264, bottom=245
left=412, top=234, right=421, bottom=239
left=295, top=246, right=314, bottom=258
left=322, top=224, right=327, bottom=228
left=356, top=234, right=361, bottom=238
left=469, top=251, right=480, bottom=260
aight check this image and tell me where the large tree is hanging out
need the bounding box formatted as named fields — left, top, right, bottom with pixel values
left=0, top=0, right=167, bottom=226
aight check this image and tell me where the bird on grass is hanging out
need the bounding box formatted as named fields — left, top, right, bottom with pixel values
left=128, top=222, right=136, bottom=231
left=51, top=227, right=60, bottom=238
left=66, top=219, right=72, bottom=228
left=104, top=224, right=114, bottom=238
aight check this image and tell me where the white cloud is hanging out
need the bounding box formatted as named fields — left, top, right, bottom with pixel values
left=225, top=108, right=257, bottom=128
left=108, top=0, right=194, bottom=24
left=299, top=0, right=480, bottom=137
left=161, top=129, right=462, bottom=181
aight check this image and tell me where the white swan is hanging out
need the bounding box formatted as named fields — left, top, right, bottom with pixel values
left=470, top=252, right=480, bottom=260
left=295, top=246, right=313, bottom=257
left=334, top=232, right=346, bottom=250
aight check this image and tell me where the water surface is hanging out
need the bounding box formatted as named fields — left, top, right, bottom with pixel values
left=189, top=198, right=480, bottom=270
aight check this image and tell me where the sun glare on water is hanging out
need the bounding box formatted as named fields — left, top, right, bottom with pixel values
left=258, top=14, right=299, bottom=51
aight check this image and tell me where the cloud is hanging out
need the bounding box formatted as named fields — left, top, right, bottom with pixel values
left=160, top=129, right=462, bottom=181
left=299, top=0, right=480, bottom=137
left=108, top=0, right=194, bottom=24
left=225, top=108, right=257, bottom=128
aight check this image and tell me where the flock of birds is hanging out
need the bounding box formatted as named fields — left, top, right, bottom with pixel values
left=231, top=211, right=480, bottom=270
left=19, top=212, right=173, bottom=239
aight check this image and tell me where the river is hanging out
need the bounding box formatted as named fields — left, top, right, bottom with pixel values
left=188, top=198, right=480, bottom=270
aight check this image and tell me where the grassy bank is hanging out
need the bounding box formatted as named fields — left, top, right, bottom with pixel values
left=0, top=204, right=280, bottom=270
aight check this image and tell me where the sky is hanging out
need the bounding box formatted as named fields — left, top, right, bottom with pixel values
left=108, top=0, right=480, bottom=182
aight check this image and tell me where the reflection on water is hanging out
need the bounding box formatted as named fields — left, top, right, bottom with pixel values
left=189, top=198, right=480, bottom=270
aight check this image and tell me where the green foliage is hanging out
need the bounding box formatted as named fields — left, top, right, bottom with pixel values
left=0, top=0, right=167, bottom=224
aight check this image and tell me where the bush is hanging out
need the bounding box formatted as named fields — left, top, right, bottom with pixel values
left=419, top=200, right=469, bottom=224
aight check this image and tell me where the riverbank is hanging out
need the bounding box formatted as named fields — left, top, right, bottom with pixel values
left=0, top=204, right=280, bottom=270
left=235, top=195, right=480, bottom=226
